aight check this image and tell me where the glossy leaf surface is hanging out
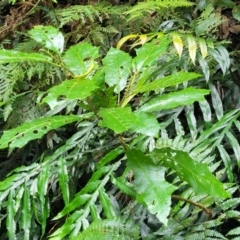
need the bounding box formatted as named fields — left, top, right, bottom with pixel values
left=131, top=111, right=160, bottom=137
left=0, top=50, right=51, bottom=63
left=41, top=79, right=98, bottom=106
left=99, top=107, right=137, bottom=134
left=63, top=43, right=99, bottom=76
left=126, top=149, right=176, bottom=225
left=139, top=87, right=209, bottom=112
left=135, top=72, right=200, bottom=93
left=0, top=115, right=80, bottom=149
left=29, top=25, right=64, bottom=53
left=153, top=148, right=230, bottom=198
left=102, top=48, right=131, bottom=93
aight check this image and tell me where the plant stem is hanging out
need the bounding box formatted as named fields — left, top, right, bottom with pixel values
left=172, top=195, right=212, bottom=219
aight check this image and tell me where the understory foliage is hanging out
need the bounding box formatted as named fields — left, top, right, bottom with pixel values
left=0, top=0, right=240, bottom=239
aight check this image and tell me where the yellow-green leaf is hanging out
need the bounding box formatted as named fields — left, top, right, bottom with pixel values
left=172, top=32, right=183, bottom=58
left=198, top=38, right=208, bottom=59
left=187, top=35, right=197, bottom=64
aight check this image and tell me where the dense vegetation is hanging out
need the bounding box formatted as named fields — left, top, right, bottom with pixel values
left=0, top=0, right=240, bottom=239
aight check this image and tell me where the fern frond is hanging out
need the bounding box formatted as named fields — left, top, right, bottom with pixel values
left=53, top=5, right=102, bottom=28
left=125, top=0, right=193, bottom=21
left=72, top=218, right=140, bottom=240
left=227, top=226, right=240, bottom=238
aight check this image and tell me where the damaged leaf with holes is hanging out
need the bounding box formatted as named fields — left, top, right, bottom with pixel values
left=0, top=115, right=80, bottom=150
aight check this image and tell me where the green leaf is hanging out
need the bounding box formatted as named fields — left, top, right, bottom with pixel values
left=6, top=190, right=16, bottom=240
left=97, top=147, right=124, bottom=168
left=38, top=162, right=51, bottom=236
left=29, top=25, right=64, bottom=53
left=0, top=115, right=80, bottom=150
left=131, top=111, right=160, bottom=137
left=233, top=6, right=240, bottom=21
left=58, top=156, right=70, bottom=205
left=135, top=72, right=200, bottom=93
left=0, top=50, right=52, bottom=63
left=126, top=149, right=176, bottom=225
left=217, top=145, right=233, bottom=182
left=20, top=183, right=31, bottom=240
left=111, top=175, right=137, bottom=198
left=208, top=46, right=230, bottom=75
left=215, top=0, right=235, bottom=8
left=41, top=79, right=98, bottom=107
left=98, top=107, right=137, bottom=134
left=226, top=131, right=240, bottom=168
left=102, top=48, right=132, bottom=93
left=99, top=188, right=116, bottom=219
left=71, top=218, right=140, bottom=240
left=153, top=148, right=230, bottom=198
left=53, top=194, right=91, bottom=220
left=63, top=43, right=99, bottom=76
left=133, top=37, right=170, bottom=70
left=209, top=83, right=223, bottom=119
left=139, top=87, right=209, bottom=112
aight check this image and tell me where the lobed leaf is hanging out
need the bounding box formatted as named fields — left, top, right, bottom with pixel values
left=29, top=25, right=64, bottom=54
left=63, top=43, right=100, bottom=76
left=133, top=37, right=170, bottom=71
left=0, top=115, right=80, bottom=150
left=126, top=149, right=176, bottom=225
left=131, top=111, right=160, bottom=137
left=102, top=48, right=132, bottom=93
left=41, top=79, right=98, bottom=108
left=98, top=107, right=137, bottom=134
left=0, top=50, right=52, bottom=63
left=153, top=148, right=230, bottom=198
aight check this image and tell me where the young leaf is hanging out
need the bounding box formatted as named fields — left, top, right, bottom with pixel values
left=135, top=72, right=201, bottom=93
left=28, top=25, right=64, bottom=54
left=98, top=107, right=137, bottom=134
left=172, top=32, right=183, bottom=58
left=102, top=48, right=131, bottom=93
left=139, top=87, right=209, bottom=112
left=153, top=148, right=230, bottom=198
left=187, top=35, right=197, bottom=64
left=0, top=115, right=80, bottom=150
left=198, top=38, right=208, bottom=59
left=126, top=149, right=176, bottom=225
left=63, top=43, right=100, bottom=76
